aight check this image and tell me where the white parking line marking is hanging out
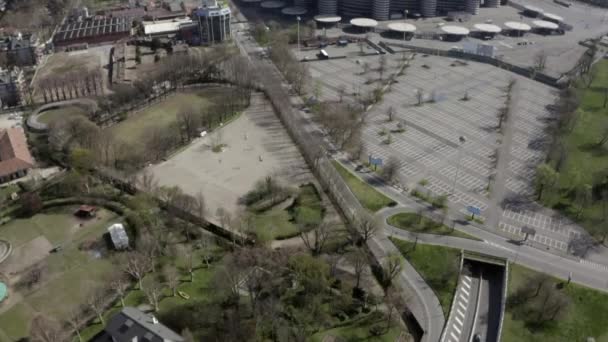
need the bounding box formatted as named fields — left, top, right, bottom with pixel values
left=457, top=308, right=465, bottom=318
left=459, top=301, right=467, bottom=310
left=453, top=325, right=462, bottom=334
left=451, top=332, right=459, bottom=340
left=462, top=287, right=470, bottom=296
left=455, top=316, right=463, bottom=326
left=460, top=294, right=468, bottom=302
left=463, top=281, right=471, bottom=289
left=465, top=275, right=471, bottom=281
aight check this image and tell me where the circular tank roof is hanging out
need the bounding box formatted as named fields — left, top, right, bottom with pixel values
left=532, top=20, right=559, bottom=29
left=504, top=21, right=532, bottom=31
left=314, top=15, right=341, bottom=23
left=474, top=23, right=502, bottom=33
left=523, top=5, right=543, bottom=13
left=543, top=13, right=564, bottom=22
left=441, top=25, right=470, bottom=35
left=260, top=1, right=286, bottom=8
left=350, top=18, right=378, bottom=28
left=282, top=6, right=307, bottom=15
left=387, top=22, right=417, bottom=32
left=241, top=0, right=262, bottom=3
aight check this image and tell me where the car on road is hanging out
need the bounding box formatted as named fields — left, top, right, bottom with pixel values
left=473, top=334, right=481, bottom=342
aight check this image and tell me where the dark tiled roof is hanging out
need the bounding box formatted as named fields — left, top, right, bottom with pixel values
left=104, top=307, right=184, bottom=342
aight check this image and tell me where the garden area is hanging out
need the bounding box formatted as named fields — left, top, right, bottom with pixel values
left=541, top=59, right=608, bottom=240
left=332, top=161, right=396, bottom=212
left=36, top=105, right=90, bottom=125
left=243, top=179, right=326, bottom=241
left=502, top=264, right=608, bottom=342
left=390, top=238, right=460, bottom=316
left=387, top=212, right=479, bottom=240
left=0, top=206, right=121, bottom=341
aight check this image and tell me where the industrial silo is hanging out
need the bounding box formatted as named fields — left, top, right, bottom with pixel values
left=465, top=0, right=480, bottom=14
left=484, top=0, right=500, bottom=8
left=372, top=0, right=390, bottom=20
left=318, top=0, right=338, bottom=14
left=420, top=0, right=437, bottom=17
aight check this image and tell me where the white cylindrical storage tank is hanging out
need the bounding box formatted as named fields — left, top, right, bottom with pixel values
left=372, top=0, right=390, bottom=20
left=420, top=0, right=437, bottom=17
left=465, top=0, right=480, bottom=14
left=318, top=0, right=338, bottom=15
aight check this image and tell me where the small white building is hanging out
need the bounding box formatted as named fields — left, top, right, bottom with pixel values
left=108, top=223, right=129, bottom=250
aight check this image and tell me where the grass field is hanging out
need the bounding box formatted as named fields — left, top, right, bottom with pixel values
left=544, top=60, right=608, bottom=237
left=502, top=264, right=608, bottom=342
left=253, top=184, right=324, bottom=241
left=37, top=106, right=89, bottom=125
left=332, top=161, right=396, bottom=212
left=79, top=257, right=217, bottom=341
left=390, top=238, right=460, bottom=317
left=110, top=88, right=233, bottom=155
left=310, top=311, right=403, bottom=342
left=0, top=207, right=120, bottom=341
left=387, top=212, right=480, bottom=240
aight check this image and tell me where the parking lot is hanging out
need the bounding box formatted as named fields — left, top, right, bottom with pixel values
left=313, top=0, right=608, bottom=78
left=304, top=47, right=590, bottom=251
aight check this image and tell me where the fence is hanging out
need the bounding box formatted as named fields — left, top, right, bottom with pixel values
left=382, top=41, right=566, bottom=88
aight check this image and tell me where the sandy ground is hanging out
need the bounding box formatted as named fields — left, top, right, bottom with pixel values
left=0, top=236, right=52, bottom=276
left=147, top=93, right=313, bottom=220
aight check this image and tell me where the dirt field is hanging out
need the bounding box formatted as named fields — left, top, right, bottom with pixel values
left=147, top=93, right=313, bottom=219
left=32, top=46, right=112, bottom=101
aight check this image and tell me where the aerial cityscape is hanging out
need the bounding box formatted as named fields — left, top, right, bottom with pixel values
left=0, top=0, right=607, bottom=341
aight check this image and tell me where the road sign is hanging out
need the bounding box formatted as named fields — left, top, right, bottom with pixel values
left=467, top=206, right=481, bottom=216
left=369, top=156, right=383, bottom=167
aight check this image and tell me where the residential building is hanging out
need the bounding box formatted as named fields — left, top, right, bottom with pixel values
left=0, top=32, right=39, bottom=67
left=193, top=0, right=231, bottom=45
left=143, top=17, right=194, bottom=37
left=93, top=307, right=184, bottom=342
left=53, top=17, right=132, bottom=50
left=0, top=68, right=25, bottom=108
left=0, top=127, right=35, bottom=184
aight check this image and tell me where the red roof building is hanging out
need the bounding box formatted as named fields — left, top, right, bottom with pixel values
left=0, top=127, right=34, bottom=183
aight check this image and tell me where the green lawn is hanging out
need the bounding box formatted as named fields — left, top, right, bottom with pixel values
left=332, top=161, right=396, bottom=212
left=110, top=88, right=231, bottom=151
left=37, top=105, right=89, bottom=125
left=502, top=264, right=608, bottom=342
left=387, top=212, right=481, bottom=241
left=79, top=266, right=217, bottom=342
left=0, top=207, right=120, bottom=341
left=252, top=184, right=325, bottom=241
left=390, top=238, right=460, bottom=317
left=544, top=59, right=608, bottom=238
left=310, top=311, right=404, bottom=342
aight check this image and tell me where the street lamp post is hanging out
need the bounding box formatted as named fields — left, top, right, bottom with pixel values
left=297, top=16, right=301, bottom=53
left=450, top=136, right=466, bottom=197
left=403, top=10, right=409, bottom=42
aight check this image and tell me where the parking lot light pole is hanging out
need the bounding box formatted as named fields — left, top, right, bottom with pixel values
left=450, top=136, right=467, bottom=197
left=403, top=10, right=409, bottom=42
left=297, top=16, right=301, bottom=53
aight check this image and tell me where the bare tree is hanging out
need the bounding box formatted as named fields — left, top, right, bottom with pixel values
left=86, top=285, right=108, bottom=325
left=380, top=156, right=400, bottom=184
left=357, top=214, right=379, bottom=244
left=64, top=307, right=85, bottom=342
left=195, top=191, right=206, bottom=221
left=337, top=84, right=346, bottom=102
left=163, top=265, right=181, bottom=297
left=138, top=232, right=161, bottom=272
left=110, top=273, right=129, bottom=308
left=382, top=253, right=402, bottom=289
left=597, top=121, right=608, bottom=147
left=122, top=252, right=151, bottom=290
left=378, top=55, right=387, bottom=81
left=143, top=277, right=164, bottom=312
left=29, top=314, right=65, bottom=342
left=349, top=248, right=368, bottom=289
left=300, top=222, right=332, bottom=255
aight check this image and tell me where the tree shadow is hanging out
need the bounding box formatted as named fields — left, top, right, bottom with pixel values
left=578, top=142, right=608, bottom=157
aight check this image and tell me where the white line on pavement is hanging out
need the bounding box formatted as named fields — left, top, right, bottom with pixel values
left=460, top=294, right=468, bottom=302
left=451, top=332, right=459, bottom=340
left=453, top=324, right=462, bottom=334
left=457, top=308, right=465, bottom=318
left=459, top=301, right=467, bottom=310
left=462, top=287, right=470, bottom=296
left=455, top=316, right=463, bottom=326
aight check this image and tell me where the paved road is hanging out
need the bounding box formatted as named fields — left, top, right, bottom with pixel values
left=442, top=271, right=481, bottom=342
left=229, top=7, right=447, bottom=342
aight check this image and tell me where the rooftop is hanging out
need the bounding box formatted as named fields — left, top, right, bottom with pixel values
left=532, top=20, right=559, bottom=29
left=504, top=21, right=531, bottom=31
left=314, top=15, right=341, bottom=23
left=473, top=23, right=502, bottom=33
left=387, top=22, right=417, bottom=32
left=53, top=17, right=131, bottom=44
left=143, top=17, right=193, bottom=35
left=281, top=6, right=307, bottom=15
left=441, top=25, right=470, bottom=35
left=104, top=307, right=184, bottom=342
left=350, top=18, right=378, bottom=28
left=260, top=1, right=286, bottom=9
left=0, top=128, right=34, bottom=178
